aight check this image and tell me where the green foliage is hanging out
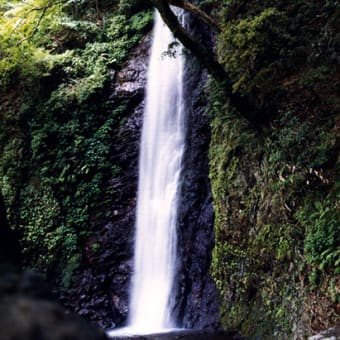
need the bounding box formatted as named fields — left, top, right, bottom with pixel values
left=0, top=0, right=151, bottom=281
left=264, top=111, right=337, bottom=191
left=208, top=69, right=338, bottom=337
left=48, top=10, right=152, bottom=103
left=118, top=0, right=151, bottom=16
left=0, top=0, right=152, bottom=90
left=207, top=0, right=340, bottom=337
left=19, top=185, right=64, bottom=270
left=52, top=16, right=101, bottom=47
left=0, top=0, right=64, bottom=88
left=218, top=8, right=289, bottom=94
left=297, top=196, right=340, bottom=274
left=19, top=99, right=124, bottom=273
left=62, top=253, right=81, bottom=289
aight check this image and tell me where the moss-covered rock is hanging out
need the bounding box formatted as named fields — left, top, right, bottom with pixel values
left=209, top=0, right=340, bottom=335
left=209, top=80, right=339, bottom=338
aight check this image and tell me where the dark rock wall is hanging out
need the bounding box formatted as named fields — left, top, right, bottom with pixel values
left=174, top=61, right=219, bottom=328
left=65, top=14, right=218, bottom=330
left=64, top=34, right=151, bottom=329
left=173, top=14, right=219, bottom=330
left=0, top=191, right=21, bottom=266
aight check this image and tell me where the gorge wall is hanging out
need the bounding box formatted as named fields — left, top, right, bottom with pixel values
left=207, top=1, right=340, bottom=339
left=0, top=5, right=219, bottom=331
left=64, top=21, right=219, bottom=329
left=174, top=12, right=219, bottom=330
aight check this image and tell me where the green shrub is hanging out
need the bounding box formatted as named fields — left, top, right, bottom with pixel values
left=19, top=185, right=64, bottom=270
left=118, top=0, right=152, bottom=16
left=217, top=8, right=289, bottom=95
left=0, top=0, right=151, bottom=280
left=0, top=0, right=64, bottom=88
left=297, top=196, right=340, bottom=273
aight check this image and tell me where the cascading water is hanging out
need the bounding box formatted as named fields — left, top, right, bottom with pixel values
left=129, top=9, right=185, bottom=333
left=108, top=9, right=186, bottom=336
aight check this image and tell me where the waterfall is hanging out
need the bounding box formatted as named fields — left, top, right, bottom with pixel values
left=107, top=9, right=186, bottom=337
left=128, top=9, right=185, bottom=333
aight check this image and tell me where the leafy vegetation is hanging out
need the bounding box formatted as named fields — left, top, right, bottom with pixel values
left=0, top=0, right=152, bottom=285
left=0, top=0, right=61, bottom=87
left=218, top=7, right=289, bottom=95
left=298, top=195, right=340, bottom=275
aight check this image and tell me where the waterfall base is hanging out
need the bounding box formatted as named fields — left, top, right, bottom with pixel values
left=107, top=329, right=247, bottom=340
left=107, top=327, right=181, bottom=338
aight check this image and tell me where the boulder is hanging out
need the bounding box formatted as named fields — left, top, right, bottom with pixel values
left=0, top=296, right=108, bottom=340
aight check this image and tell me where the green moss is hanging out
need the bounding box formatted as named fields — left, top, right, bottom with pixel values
left=91, top=242, right=100, bottom=254
left=217, top=8, right=289, bottom=96
left=208, top=65, right=338, bottom=336
left=250, top=224, right=295, bottom=263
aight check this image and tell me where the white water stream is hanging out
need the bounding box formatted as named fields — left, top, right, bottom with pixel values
left=109, top=9, right=186, bottom=337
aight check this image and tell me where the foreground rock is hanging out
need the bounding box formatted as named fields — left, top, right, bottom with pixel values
left=0, top=296, right=108, bottom=340
left=109, top=330, right=247, bottom=340
left=0, top=192, right=108, bottom=340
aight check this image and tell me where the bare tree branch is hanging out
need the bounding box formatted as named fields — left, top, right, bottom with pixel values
left=168, top=0, right=221, bottom=32
left=14, top=0, right=68, bottom=46
left=153, top=0, right=260, bottom=124
left=153, top=0, right=230, bottom=86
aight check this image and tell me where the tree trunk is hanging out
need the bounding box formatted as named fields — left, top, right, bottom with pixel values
left=168, top=0, right=221, bottom=32
left=153, top=0, right=231, bottom=87
left=153, top=0, right=261, bottom=124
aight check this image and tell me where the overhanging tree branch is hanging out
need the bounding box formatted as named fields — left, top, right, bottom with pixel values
left=153, top=0, right=230, bottom=87
left=168, top=0, right=221, bottom=32
left=9, top=0, right=255, bottom=122
left=13, top=0, right=68, bottom=46
left=153, top=0, right=259, bottom=124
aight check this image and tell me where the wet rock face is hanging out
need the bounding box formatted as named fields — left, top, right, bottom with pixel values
left=64, top=34, right=151, bottom=329
left=174, top=66, right=219, bottom=329
left=174, top=15, right=219, bottom=329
